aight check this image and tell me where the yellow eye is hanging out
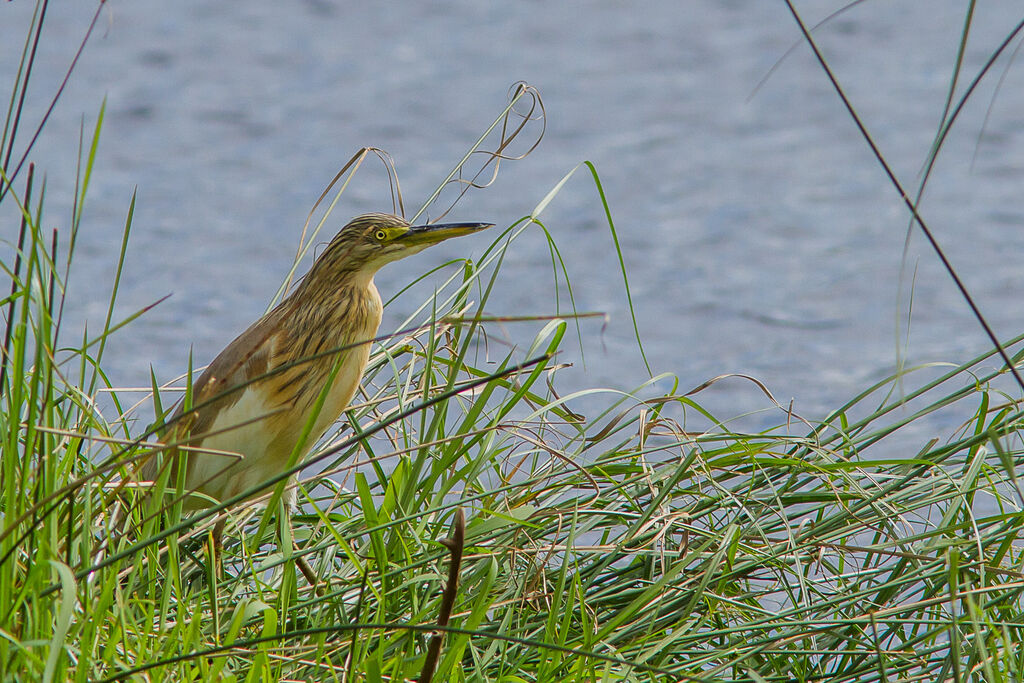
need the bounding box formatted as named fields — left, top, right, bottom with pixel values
left=374, top=229, right=387, bottom=241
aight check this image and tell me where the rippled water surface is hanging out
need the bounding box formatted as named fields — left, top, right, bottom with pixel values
left=3, top=2, right=1024, bottom=446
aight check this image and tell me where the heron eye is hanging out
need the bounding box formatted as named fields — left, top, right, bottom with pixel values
left=374, top=229, right=388, bottom=241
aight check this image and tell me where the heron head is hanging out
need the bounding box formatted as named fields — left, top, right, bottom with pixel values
left=316, top=213, right=493, bottom=276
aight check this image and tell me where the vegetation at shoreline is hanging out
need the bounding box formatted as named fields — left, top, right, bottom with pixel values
left=4, top=3, right=1024, bottom=681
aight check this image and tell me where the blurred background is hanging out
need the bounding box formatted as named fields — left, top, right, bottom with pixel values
left=3, top=1, right=1023, bottom=442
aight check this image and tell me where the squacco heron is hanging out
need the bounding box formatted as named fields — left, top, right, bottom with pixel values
left=140, top=213, right=492, bottom=518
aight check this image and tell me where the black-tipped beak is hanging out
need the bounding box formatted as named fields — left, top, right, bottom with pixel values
left=401, top=221, right=494, bottom=245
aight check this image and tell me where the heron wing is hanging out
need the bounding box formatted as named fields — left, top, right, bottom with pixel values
left=139, top=307, right=285, bottom=483
left=180, top=307, right=285, bottom=441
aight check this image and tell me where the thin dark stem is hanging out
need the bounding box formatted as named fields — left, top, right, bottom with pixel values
left=0, top=163, right=33, bottom=396
left=1, top=0, right=47, bottom=179
left=0, top=1, right=104, bottom=205
left=419, top=508, right=466, bottom=683
left=782, top=1, right=1024, bottom=395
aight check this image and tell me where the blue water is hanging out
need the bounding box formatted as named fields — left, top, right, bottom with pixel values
left=3, top=1, right=1024, bottom=451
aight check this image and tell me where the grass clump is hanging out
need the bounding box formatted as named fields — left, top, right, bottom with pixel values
left=4, top=4, right=1024, bottom=682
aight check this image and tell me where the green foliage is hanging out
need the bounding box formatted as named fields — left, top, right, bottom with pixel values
left=4, top=3, right=1024, bottom=682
